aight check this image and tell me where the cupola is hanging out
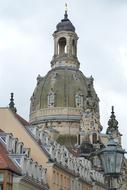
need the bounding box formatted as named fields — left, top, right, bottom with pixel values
left=29, top=8, right=100, bottom=139
left=51, top=5, right=80, bottom=69
left=56, top=9, right=75, bottom=32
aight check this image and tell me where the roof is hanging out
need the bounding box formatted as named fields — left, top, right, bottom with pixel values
left=30, top=68, right=99, bottom=125
left=0, top=142, right=21, bottom=175
left=15, top=113, right=29, bottom=126
left=56, top=11, right=75, bottom=32
left=0, top=129, right=4, bottom=132
left=3, top=107, right=29, bottom=127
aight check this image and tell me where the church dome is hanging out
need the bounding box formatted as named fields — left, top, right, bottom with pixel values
left=30, top=67, right=98, bottom=125
left=29, top=10, right=100, bottom=135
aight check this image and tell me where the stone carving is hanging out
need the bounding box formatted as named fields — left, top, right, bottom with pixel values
left=37, top=74, right=42, bottom=85
left=72, top=73, right=79, bottom=81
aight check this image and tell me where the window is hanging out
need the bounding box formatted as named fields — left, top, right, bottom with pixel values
left=6, top=184, right=12, bottom=190
left=20, top=144, right=23, bottom=154
left=48, top=90, right=55, bottom=107
left=64, top=176, right=66, bottom=188
left=67, top=178, right=69, bottom=189
left=15, top=158, right=21, bottom=166
left=75, top=93, right=83, bottom=107
left=12, top=140, right=17, bottom=154
left=0, top=174, right=3, bottom=183
left=57, top=173, right=59, bottom=186
left=1, top=136, right=6, bottom=142
left=93, top=133, right=97, bottom=144
left=60, top=175, right=63, bottom=187
left=0, top=185, right=3, bottom=190
left=71, top=180, right=74, bottom=190
left=53, top=171, right=56, bottom=184
left=58, top=37, right=67, bottom=55
left=0, top=173, right=3, bottom=190
left=72, top=39, right=76, bottom=56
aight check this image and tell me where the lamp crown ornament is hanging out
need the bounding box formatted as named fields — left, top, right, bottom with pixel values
left=107, top=106, right=118, bottom=134
left=107, top=132, right=117, bottom=146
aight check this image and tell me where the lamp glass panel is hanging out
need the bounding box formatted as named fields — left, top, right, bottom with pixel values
left=0, top=174, right=3, bottom=182
left=101, top=152, right=116, bottom=174
left=116, top=153, right=123, bottom=173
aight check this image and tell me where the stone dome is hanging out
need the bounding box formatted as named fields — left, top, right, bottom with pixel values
left=29, top=67, right=98, bottom=125
left=29, top=11, right=100, bottom=136
left=56, top=12, right=75, bottom=32
left=56, top=18, right=75, bottom=32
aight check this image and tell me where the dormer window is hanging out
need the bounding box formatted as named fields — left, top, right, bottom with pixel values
left=48, top=90, right=55, bottom=107
left=75, top=93, right=83, bottom=107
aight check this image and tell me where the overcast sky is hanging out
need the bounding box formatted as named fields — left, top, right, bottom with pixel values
left=0, top=0, right=127, bottom=149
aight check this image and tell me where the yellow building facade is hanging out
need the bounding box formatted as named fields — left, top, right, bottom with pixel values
left=0, top=108, right=106, bottom=190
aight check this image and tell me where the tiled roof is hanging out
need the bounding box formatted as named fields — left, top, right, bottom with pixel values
left=0, top=142, right=21, bottom=175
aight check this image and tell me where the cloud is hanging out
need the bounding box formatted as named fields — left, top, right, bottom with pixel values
left=0, top=1, right=127, bottom=148
left=119, top=47, right=127, bottom=77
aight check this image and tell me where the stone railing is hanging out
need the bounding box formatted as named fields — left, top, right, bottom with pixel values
left=30, top=107, right=81, bottom=122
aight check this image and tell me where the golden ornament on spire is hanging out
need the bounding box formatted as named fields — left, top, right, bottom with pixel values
left=65, top=3, right=68, bottom=12
left=64, top=3, right=68, bottom=19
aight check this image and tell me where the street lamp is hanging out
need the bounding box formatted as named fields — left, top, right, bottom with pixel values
left=99, top=136, right=126, bottom=190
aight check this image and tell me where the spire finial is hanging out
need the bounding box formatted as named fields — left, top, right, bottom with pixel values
left=111, top=106, right=114, bottom=115
left=9, top=92, right=17, bottom=113
left=65, top=3, right=68, bottom=12
left=110, top=106, right=116, bottom=121
left=64, top=3, right=68, bottom=19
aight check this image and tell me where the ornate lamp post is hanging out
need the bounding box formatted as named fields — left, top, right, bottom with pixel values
left=99, top=136, right=126, bottom=190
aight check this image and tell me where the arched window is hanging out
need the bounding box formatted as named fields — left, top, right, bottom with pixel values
left=75, top=93, right=83, bottom=107
left=58, top=37, right=67, bottom=55
left=72, top=39, right=76, bottom=56
left=48, top=90, right=55, bottom=107
left=93, top=133, right=97, bottom=144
